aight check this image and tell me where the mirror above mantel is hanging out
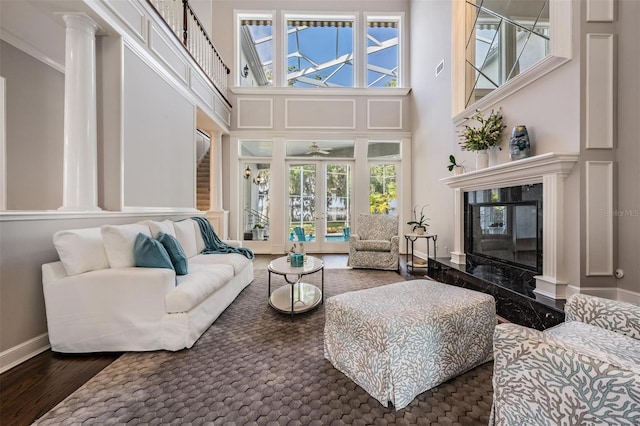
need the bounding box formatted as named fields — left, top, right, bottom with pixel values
left=452, top=0, right=573, bottom=124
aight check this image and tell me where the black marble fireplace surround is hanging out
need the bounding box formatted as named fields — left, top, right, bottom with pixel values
left=428, top=256, right=565, bottom=330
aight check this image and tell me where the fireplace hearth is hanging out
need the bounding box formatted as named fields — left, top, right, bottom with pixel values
left=428, top=256, right=565, bottom=330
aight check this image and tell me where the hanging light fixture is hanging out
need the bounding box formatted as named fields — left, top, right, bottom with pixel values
left=253, top=174, right=263, bottom=185
left=243, top=166, right=252, bottom=179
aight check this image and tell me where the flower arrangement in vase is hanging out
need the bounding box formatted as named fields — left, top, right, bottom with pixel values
left=407, top=204, right=430, bottom=235
left=458, top=108, right=506, bottom=169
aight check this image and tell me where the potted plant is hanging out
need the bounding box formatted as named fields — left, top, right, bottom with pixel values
left=458, top=108, right=506, bottom=169
left=253, top=223, right=265, bottom=240
left=447, top=155, right=465, bottom=175
left=407, top=204, right=430, bottom=235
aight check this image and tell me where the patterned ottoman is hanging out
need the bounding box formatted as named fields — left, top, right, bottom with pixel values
left=324, top=279, right=496, bottom=410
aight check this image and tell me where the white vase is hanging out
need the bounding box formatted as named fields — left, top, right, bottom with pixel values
left=476, top=150, right=489, bottom=169
left=453, top=165, right=464, bottom=175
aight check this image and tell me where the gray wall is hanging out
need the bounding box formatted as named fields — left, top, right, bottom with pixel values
left=122, top=46, right=196, bottom=209
left=612, top=0, right=639, bottom=295
left=0, top=41, right=64, bottom=210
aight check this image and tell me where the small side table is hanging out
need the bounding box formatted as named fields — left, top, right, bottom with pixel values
left=268, top=255, right=324, bottom=320
left=404, top=234, right=437, bottom=273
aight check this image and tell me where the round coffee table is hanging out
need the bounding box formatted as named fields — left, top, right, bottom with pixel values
left=267, top=255, right=324, bottom=319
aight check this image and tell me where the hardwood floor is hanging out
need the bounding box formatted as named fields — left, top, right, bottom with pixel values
left=0, top=254, right=425, bottom=425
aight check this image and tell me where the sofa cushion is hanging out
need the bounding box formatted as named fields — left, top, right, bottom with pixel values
left=166, top=263, right=234, bottom=313
left=158, top=232, right=188, bottom=275
left=174, top=219, right=199, bottom=258
left=144, top=220, right=176, bottom=239
left=353, top=240, right=392, bottom=252
left=189, top=253, right=252, bottom=274
left=134, top=233, right=174, bottom=271
left=53, top=227, right=110, bottom=276
left=101, top=223, right=152, bottom=268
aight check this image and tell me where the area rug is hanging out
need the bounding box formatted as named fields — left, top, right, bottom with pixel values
left=34, top=269, right=493, bottom=425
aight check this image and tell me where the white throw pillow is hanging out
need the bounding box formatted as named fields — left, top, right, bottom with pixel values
left=174, top=219, right=198, bottom=258
left=53, top=227, right=110, bottom=276
left=194, top=222, right=206, bottom=253
left=144, top=220, right=177, bottom=238
left=101, top=223, right=152, bottom=268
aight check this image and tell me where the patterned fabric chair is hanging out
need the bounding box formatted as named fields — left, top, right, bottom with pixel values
left=348, top=214, right=399, bottom=270
left=491, top=293, right=640, bottom=426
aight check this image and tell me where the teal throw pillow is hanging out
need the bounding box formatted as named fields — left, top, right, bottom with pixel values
left=158, top=231, right=188, bottom=275
left=134, top=233, right=174, bottom=271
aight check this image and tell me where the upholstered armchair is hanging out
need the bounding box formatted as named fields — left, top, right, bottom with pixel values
left=348, top=214, right=399, bottom=271
left=491, top=293, right=640, bottom=426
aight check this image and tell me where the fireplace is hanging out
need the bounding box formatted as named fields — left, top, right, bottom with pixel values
left=428, top=153, right=579, bottom=329
left=465, top=184, right=543, bottom=274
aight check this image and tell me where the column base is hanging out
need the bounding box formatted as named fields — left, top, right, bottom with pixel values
left=450, top=251, right=466, bottom=265
left=534, top=275, right=568, bottom=300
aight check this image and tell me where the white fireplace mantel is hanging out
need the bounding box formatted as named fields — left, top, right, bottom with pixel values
left=440, top=152, right=579, bottom=300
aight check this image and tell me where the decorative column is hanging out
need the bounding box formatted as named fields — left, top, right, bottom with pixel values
left=534, top=173, right=568, bottom=299
left=59, top=14, right=101, bottom=211
left=206, top=131, right=229, bottom=238
left=450, top=188, right=466, bottom=264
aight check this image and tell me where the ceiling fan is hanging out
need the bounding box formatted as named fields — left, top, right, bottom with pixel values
left=305, top=142, right=332, bottom=155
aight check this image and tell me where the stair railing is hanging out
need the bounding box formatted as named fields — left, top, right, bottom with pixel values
left=245, top=208, right=269, bottom=228
left=148, top=0, right=230, bottom=105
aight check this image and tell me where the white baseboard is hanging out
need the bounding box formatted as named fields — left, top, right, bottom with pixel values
left=618, top=288, right=640, bottom=305
left=567, top=286, right=640, bottom=305
left=0, top=333, right=50, bottom=374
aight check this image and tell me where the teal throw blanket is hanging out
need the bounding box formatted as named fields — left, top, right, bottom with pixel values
left=192, top=217, right=255, bottom=259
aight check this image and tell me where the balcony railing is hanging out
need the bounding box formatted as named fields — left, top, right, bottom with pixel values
left=148, top=0, right=230, bottom=104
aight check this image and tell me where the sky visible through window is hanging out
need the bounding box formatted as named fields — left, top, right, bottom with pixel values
left=243, top=16, right=399, bottom=88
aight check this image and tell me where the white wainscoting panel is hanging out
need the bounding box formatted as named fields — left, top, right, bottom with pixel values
left=237, top=98, right=273, bottom=129
left=214, top=97, right=231, bottom=127
left=190, top=68, right=213, bottom=109
left=587, top=0, right=615, bottom=22
left=367, top=99, right=402, bottom=129
left=149, top=24, right=189, bottom=84
left=103, top=0, right=146, bottom=42
left=285, top=99, right=355, bottom=129
left=586, top=34, right=614, bottom=149
left=585, top=161, right=614, bottom=276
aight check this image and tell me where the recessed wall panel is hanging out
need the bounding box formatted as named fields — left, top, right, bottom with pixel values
left=237, top=98, right=273, bottom=129
left=122, top=47, right=195, bottom=209
left=150, top=24, right=189, bottom=83
left=587, top=0, right=614, bottom=22
left=586, top=34, right=614, bottom=149
left=103, top=0, right=146, bottom=42
left=585, top=161, right=614, bottom=276
left=368, top=99, right=402, bottom=129
left=285, top=99, right=355, bottom=129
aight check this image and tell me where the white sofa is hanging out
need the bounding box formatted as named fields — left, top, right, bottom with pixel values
left=42, top=218, right=254, bottom=353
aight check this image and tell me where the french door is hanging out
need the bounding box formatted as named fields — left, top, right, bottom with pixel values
left=287, top=161, right=353, bottom=253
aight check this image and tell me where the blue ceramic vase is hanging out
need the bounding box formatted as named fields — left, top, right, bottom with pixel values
left=509, top=125, right=531, bottom=160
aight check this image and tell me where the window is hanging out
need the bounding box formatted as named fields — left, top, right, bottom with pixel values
left=369, top=164, right=397, bottom=214
left=286, top=16, right=355, bottom=88
left=236, top=12, right=404, bottom=88
left=367, top=17, right=400, bottom=87
left=239, top=14, right=273, bottom=86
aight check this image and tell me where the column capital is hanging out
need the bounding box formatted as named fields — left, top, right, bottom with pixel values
left=62, top=13, right=99, bottom=35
